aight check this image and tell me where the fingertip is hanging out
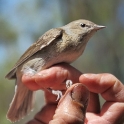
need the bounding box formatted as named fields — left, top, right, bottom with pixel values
left=22, top=75, right=40, bottom=91
left=71, top=83, right=89, bottom=107
left=79, top=74, right=98, bottom=87
left=79, top=73, right=104, bottom=93
left=59, top=83, right=90, bottom=111
left=22, top=74, right=34, bottom=84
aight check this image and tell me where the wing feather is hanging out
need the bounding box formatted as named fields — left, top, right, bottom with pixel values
left=5, top=28, right=63, bottom=79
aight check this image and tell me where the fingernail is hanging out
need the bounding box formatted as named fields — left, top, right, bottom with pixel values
left=83, top=74, right=97, bottom=79
left=71, top=84, right=89, bottom=105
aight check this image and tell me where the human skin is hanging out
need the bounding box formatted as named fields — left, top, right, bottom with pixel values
left=22, top=63, right=124, bottom=124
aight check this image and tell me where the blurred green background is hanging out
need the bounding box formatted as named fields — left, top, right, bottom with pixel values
left=0, top=0, right=124, bottom=123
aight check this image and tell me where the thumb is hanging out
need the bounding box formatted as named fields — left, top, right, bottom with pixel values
left=49, top=83, right=90, bottom=124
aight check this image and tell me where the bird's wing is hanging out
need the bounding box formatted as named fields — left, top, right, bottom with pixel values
left=5, top=28, right=63, bottom=79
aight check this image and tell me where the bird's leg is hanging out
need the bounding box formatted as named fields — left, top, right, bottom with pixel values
left=47, top=80, right=73, bottom=101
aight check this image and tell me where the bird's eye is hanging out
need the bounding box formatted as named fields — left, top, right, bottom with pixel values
left=80, top=23, right=86, bottom=28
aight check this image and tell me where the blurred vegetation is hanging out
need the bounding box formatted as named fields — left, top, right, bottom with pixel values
left=0, top=0, right=124, bottom=123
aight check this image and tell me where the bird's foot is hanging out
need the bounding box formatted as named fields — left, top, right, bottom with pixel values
left=51, top=90, right=63, bottom=101
left=48, top=80, right=73, bottom=101
left=66, top=79, right=73, bottom=88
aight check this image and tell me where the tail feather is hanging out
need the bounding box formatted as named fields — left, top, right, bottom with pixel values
left=7, top=79, right=34, bottom=122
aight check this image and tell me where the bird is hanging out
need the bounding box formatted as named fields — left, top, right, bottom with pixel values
left=5, top=19, right=105, bottom=122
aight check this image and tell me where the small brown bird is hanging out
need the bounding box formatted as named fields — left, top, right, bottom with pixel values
left=5, top=19, right=105, bottom=122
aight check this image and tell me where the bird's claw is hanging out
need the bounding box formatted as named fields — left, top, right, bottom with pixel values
left=66, top=80, right=73, bottom=88
left=50, top=80, right=73, bottom=101
left=51, top=90, right=63, bottom=101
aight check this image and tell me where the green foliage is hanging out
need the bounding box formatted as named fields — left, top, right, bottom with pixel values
left=0, top=17, right=18, bottom=44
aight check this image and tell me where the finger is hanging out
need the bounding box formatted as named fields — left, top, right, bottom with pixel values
left=34, top=64, right=69, bottom=90
left=22, top=64, right=68, bottom=91
left=22, top=63, right=82, bottom=91
left=79, top=73, right=124, bottom=102
left=87, top=92, right=100, bottom=113
left=34, top=63, right=82, bottom=90
left=27, top=104, right=57, bottom=124
left=22, top=75, right=40, bottom=91
left=101, top=102, right=124, bottom=124
left=85, top=102, right=124, bottom=124
left=49, top=83, right=90, bottom=124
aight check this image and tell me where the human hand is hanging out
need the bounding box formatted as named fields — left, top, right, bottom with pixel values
left=22, top=63, right=124, bottom=124
left=79, top=73, right=124, bottom=124
left=26, top=83, right=89, bottom=124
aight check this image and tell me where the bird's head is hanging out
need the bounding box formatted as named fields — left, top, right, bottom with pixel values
left=62, top=19, right=105, bottom=37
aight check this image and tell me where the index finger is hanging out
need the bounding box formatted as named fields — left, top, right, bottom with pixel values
left=79, top=73, right=124, bottom=102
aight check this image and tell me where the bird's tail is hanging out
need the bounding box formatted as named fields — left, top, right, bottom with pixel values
left=7, top=78, right=34, bottom=122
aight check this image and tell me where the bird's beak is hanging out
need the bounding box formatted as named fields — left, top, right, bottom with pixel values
left=94, top=25, right=106, bottom=30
